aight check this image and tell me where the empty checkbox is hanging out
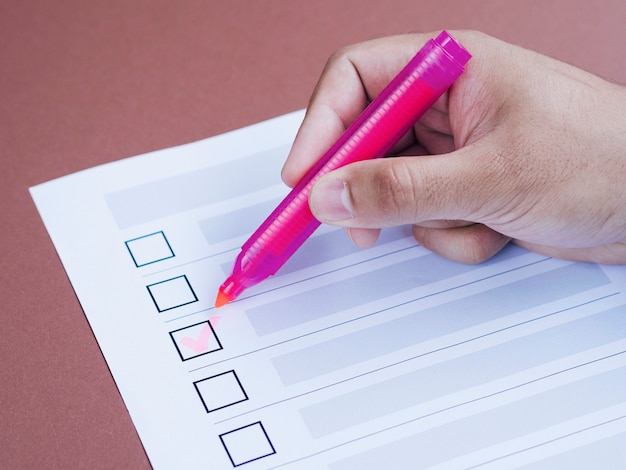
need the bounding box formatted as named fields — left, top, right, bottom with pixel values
left=194, top=370, right=248, bottom=413
left=147, top=275, right=198, bottom=312
left=125, top=231, right=174, bottom=267
left=219, top=421, right=276, bottom=467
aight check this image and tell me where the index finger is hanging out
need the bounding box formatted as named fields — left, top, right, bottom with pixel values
left=281, top=34, right=428, bottom=188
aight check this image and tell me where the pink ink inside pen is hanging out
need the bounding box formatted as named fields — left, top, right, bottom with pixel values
left=215, top=31, right=471, bottom=307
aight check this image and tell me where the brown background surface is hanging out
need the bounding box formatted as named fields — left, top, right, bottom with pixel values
left=2, top=1, right=626, bottom=468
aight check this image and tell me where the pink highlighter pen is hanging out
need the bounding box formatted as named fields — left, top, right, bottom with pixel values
left=215, top=31, right=471, bottom=308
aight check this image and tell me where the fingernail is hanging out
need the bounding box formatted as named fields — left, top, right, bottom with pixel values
left=311, top=178, right=354, bottom=222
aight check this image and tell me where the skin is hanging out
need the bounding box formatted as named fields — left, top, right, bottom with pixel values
left=281, top=30, right=626, bottom=264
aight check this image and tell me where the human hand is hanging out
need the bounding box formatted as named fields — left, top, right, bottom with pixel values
left=282, top=31, right=626, bottom=264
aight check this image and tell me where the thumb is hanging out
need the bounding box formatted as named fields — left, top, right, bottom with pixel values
left=309, top=148, right=487, bottom=228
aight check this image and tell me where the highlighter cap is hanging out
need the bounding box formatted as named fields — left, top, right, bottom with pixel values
left=411, top=30, right=471, bottom=91
left=434, top=31, right=472, bottom=67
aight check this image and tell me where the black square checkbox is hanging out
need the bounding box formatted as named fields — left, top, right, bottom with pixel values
left=219, top=421, right=276, bottom=467
left=147, top=275, right=198, bottom=312
left=194, top=370, right=248, bottom=413
left=170, top=320, right=223, bottom=361
left=125, top=231, right=174, bottom=267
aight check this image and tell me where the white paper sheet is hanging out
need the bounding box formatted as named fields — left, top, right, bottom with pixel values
left=31, top=110, right=626, bottom=469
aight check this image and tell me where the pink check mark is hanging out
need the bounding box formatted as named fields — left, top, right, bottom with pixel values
left=180, top=321, right=215, bottom=353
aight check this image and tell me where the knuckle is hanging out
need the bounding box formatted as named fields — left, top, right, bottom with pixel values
left=372, top=160, right=418, bottom=222
left=325, top=44, right=358, bottom=69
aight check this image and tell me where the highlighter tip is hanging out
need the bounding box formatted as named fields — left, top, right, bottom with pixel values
left=214, top=289, right=233, bottom=308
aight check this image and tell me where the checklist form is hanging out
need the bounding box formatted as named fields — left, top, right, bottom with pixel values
left=31, top=110, right=626, bottom=469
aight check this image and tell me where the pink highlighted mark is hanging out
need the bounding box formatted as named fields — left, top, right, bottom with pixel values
left=180, top=317, right=220, bottom=353
left=180, top=324, right=212, bottom=353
